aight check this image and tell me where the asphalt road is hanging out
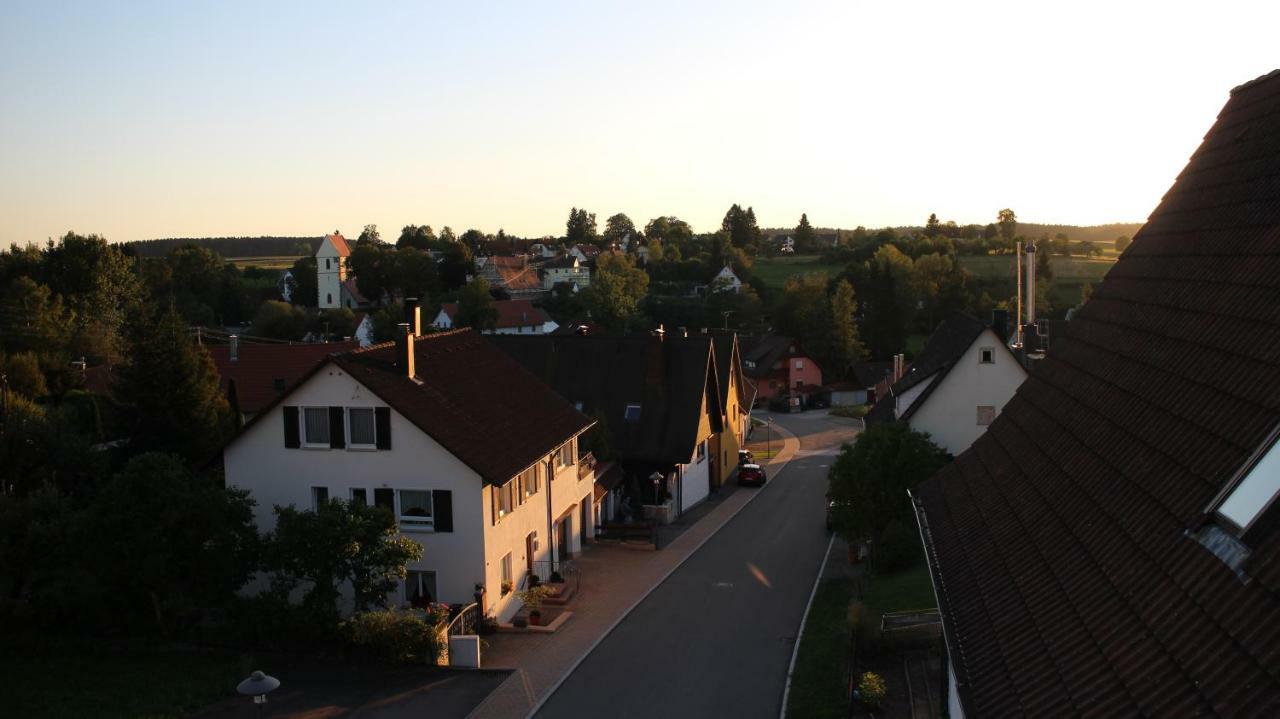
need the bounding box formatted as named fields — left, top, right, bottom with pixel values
left=535, top=412, right=858, bottom=719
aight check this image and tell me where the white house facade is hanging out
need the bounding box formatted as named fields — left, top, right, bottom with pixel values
left=710, top=265, right=742, bottom=294
left=541, top=256, right=591, bottom=291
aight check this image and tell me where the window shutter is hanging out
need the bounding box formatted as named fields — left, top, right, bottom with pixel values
left=283, top=406, right=300, bottom=448
left=329, top=406, right=345, bottom=449
left=491, top=486, right=498, bottom=525
left=375, top=407, right=392, bottom=450
left=433, top=490, right=453, bottom=532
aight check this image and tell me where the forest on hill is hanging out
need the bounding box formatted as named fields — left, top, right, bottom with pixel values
left=123, top=236, right=321, bottom=258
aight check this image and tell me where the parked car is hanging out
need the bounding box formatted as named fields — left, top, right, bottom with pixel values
left=739, top=463, right=767, bottom=487
left=826, top=497, right=852, bottom=532
left=738, top=448, right=754, bottom=465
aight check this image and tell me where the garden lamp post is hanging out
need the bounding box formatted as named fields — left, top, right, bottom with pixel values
left=767, top=417, right=773, bottom=458
left=650, top=472, right=662, bottom=505
left=237, top=670, right=280, bottom=717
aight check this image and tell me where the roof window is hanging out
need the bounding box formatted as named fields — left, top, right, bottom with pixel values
left=1216, top=427, right=1280, bottom=534
left=624, top=404, right=642, bottom=423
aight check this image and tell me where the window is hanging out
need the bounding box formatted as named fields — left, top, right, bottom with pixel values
left=406, top=570, right=436, bottom=607
left=574, top=401, right=584, bottom=412
left=348, top=407, right=376, bottom=447
left=696, top=440, right=706, bottom=463
left=558, top=440, right=575, bottom=468
left=325, top=258, right=331, bottom=270
left=979, top=347, right=995, bottom=364
left=398, top=490, right=433, bottom=530
left=350, top=488, right=368, bottom=506
left=624, top=404, right=642, bottom=423
left=303, top=407, right=330, bottom=446
left=976, top=405, right=995, bottom=426
left=374, top=488, right=395, bottom=513
left=1216, top=429, right=1280, bottom=534
left=518, top=465, right=539, bottom=500
left=311, top=486, right=329, bottom=510
left=326, top=293, right=332, bottom=305
left=795, top=359, right=805, bottom=369
left=494, top=482, right=516, bottom=522
left=500, top=553, right=513, bottom=595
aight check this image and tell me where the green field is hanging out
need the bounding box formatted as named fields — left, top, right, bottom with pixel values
left=752, top=256, right=847, bottom=289
left=959, top=254, right=1114, bottom=282
left=228, top=255, right=302, bottom=270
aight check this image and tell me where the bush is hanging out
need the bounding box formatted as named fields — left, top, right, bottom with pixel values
left=341, top=608, right=445, bottom=665
left=222, top=593, right=340, bottom=650
left=875, top=520, right=923, bottom=573
left=857, top=672, right=887, bottom=708
left=829, top=405, right=869, bottom=419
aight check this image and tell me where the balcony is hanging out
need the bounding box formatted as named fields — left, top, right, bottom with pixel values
left=577, top=451, right=597, bottom=481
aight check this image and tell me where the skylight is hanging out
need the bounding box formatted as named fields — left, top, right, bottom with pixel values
left=1218, top=431, right=1280, bottom=532
left=624, top=404, right=641, bottom=423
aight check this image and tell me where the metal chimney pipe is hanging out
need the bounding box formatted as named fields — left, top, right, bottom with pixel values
left=1025, top=241, right=1037, bottom=326
left=229, top=334, right=239, bottom=363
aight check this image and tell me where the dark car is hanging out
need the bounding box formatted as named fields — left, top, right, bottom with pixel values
left=739, top=463, right=767, bottom=487
left=826, top=497, right=852, bottom=532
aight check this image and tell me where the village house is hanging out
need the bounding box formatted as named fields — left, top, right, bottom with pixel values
left=540, top=255, right=591, bottom=291
left=478, top=255, right=546, bottom=300
left=866, top=311, right=1026, bottom=456
left=913, top=70, right=1280, bottom=717
left=432, top=298, right=558, bottom=335
left=207, top=336, right=361, bottom=421
left=709, top=332, right=756, bottom=484
left=489, top=329, right=727, bottom=525
left=709, top=264, right=742, bottom=294
left=568, top=243, right=601, bottom=264
left=740, top=335, right=823, bottom=407
left=220, top=306, right=594, bottom=623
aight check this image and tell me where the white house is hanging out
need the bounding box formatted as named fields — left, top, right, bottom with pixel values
left=867, top=312, right=1026, bottom=456
left=221, top=311, right=594, bottom=623
left=432, top=299, right=559, bottom=335
left=710, top=264, right=743, bottom=294
left=541, top=255, right=591, bottom=291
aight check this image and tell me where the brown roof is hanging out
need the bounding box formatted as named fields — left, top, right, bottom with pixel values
left=341, top=278, right=367, bottom=305
left=916, top=70, right=1280, bottom=717
left=440, top=299, right=552, bottom=330
left=208, top=340, right=360, bottom=415
left=489, top=255, right=543, bottom=291
left=326, top=232, right=351, bottom=257
left=328, top=330, right=592, bottom=484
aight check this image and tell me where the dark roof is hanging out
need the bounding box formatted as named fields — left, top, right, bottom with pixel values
left=544, top=256, right=580, bottom=270
left=231, top=330, right=592, bottom=485
left=740, top=335, right=817, bottom=379
left=439, top=299, right=552, bottom=330
left=916, top=70, right=1280, bottom=717
left=488, top=334, right=723, bottom=465
left=710, top=333, right=749, bottom=408
left=207, top=340, right=361, bottom=415
left=851, top=360, right=894, bottom=388
left=865, top=313, right=989, bottom=424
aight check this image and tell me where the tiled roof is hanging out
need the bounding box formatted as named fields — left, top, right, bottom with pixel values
left=341, top=278, right=367, bottom=305
left=917, top=70, right=1280, bottom=717
left=489, top=255, right=544, bottom=291
left=207, top=340, right=360, bottom=415
left=439, top=299, right=552, bottom=330
left=326, top=233, right=351, bottom=257
left=489, top=334, right=723, bottom=465
left=327, top=330, right=592, bottom=484
left=740, top=335, right=816, bottom=379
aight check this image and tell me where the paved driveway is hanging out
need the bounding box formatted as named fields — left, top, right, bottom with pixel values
left=534, top=411, right=857, bottom=719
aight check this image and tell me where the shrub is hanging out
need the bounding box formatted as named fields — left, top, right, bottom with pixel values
left=829, top=405, right=869, bottom=419
left=341, top=608, right=444, bottom=665
left=874, top=520, right=924, bottom=573
left=857, top=672, right=887, bottom=708
left=223, top=593, right=340, bottom=650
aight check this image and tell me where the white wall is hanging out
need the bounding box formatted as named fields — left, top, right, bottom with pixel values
left=225, top=366, right=486, bottom=609
left=316, top=239, right=344, bottom=309
left=908, top=328, right=1027, bottom=456
left=680, top=438, right=712, bottom=513
left=894, top=373, right=935, bottom=417
left=948, top=660, right=966, bottom=719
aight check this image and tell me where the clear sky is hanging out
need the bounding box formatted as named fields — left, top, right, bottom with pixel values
left=2, top=1, right=1277, bottom=245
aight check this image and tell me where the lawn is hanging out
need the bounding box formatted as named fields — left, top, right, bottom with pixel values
left=752, top=255, right=848, bottom=290
left=228, top=255, right=302, bottom=270
left=958, top=254, right=1114, bottom=282
left=786, top=578, right=855, bottom=719
left=862, top=563, right=937, bottom=614
left=0, top=635, right=252, bottom=719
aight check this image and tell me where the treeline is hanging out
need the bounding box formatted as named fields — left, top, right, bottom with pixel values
left=123, top=236, right=321, bottom=258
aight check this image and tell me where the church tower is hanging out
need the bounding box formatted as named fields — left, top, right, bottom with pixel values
left=316, top=232, right=350, bottom=309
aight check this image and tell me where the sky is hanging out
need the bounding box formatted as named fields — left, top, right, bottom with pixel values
left=2, top=1, right=1278, bottom=245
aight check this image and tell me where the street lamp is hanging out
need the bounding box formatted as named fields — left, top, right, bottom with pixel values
left=650, top=472, right=663, bottom=505
left=766, top=417, right=773, bottom=458
left=237, top=670, right=280, bottom=716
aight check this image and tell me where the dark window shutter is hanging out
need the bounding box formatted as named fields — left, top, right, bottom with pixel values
left=329, top=406, right=345, bottom=449
left=433, top=490, right=453, bottom=533
left=283, top=406, right=300, bottom=448
left=375, top=407, right=391, bottom=450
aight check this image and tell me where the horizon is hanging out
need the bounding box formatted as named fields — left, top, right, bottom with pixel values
left=2, top=1, right=1277, bottom=245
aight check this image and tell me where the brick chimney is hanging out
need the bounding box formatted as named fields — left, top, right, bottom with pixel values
left=404, top=298, right=421, bottom=336
left=396, top=322, right=415, bottom=378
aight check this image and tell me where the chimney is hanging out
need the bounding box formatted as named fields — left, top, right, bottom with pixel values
left=404, top=298, right=421, bottom=336
left=1025, top=241, right=1037, bottom=327
left=230, top=334, right=239, bottom=362
left=991, top=309, right=1009, bottom=345
left=396, top=322, right=415, bottom=378
left=677, top=326, right=688, bottom=338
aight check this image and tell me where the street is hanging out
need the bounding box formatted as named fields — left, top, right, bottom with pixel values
left=535, top=411, right=860, bottom=719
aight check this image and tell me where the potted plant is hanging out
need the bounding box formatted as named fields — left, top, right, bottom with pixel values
left=516, top=585, right=555, bottom=626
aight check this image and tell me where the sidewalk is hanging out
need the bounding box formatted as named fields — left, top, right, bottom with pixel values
left=468, top=422, right=801, bottom=719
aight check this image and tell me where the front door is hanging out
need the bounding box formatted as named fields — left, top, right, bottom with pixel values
left=580, top=499, right=589, bottom=544
left=525, top=532, right=536, bottom=576
left=557, top=516, right=571, bottom=560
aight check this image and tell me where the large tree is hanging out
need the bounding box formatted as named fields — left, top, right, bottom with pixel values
left=826, top=280, right=867, bottom=378
left=455, top=277, right=498, bottom=331
left=583, top=253, right=649, bottom=333
left=42, top=232, right=142, bottom=363
left=396, top=225, right=437, bottom=250
left=794, top=213, right=816, bottom=252
left=602, top=213, right=636, bottom=247
left=439, top=241, right=473, bottom=291
left=996, top=208, right=1018, bottom=251
left=721, top=204, right=763, bottom=249
left=644, top=216, right=694, bottom=249
left=566, top=208, right=598, bottom=246
left=356, top=224, right=382, bottom=245
left=924, top=213, right=941, bottom=238
left=0, top=277, right=73, bottom=357
left=250, top=300, right=307, bottom=340
left=115, top=302, right=235, bottom=462
left=287, top=256, right=318, bottom=307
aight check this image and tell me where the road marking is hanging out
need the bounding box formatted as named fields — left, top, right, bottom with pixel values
left=712, top=581, right=734, bottom=588
left=779, top=533, right=836, bottom=719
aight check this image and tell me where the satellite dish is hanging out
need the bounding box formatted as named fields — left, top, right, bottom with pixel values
left=237, top=670, right=280, bottom=697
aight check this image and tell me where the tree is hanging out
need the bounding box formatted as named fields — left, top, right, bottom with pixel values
left=0, top=351, right=46, bottom=399
left=357, top=224, right=382, bottom=245
left=1080, top=240, right=1098, bottom=257
left=1114, top=235, right=1131, bottom=253
left=924, top=213, right=941, bottom=238
left=602, top=213, right=636, bottom=247
left=439, top=226, right=457, bottom=244
left=42, top=232, right=142, bottom=363
left=393, top=247, right=441, bottom=302
left=288, top=256, right=318, bottom=307
left=565, top=208, right=598, bottom=246
left=644, top=216, right=694, bottom=249
left=826, top=423, right=949, bottom=566
left=439, top=241, right=473, bottom=291
left=776, top=273, right=830, bottom=354
left=348, top=242, right=394, bottom=302
left=458, top=228, right=487, bottom=251
left=794, top=213, right=816, bottom=252
left=826, top=280, right=867, bottom=377
left=0, top=277, right=73, bottom=357
left=250, top=300, right=307, bottom=340
left=396, top=225, right=437, bottom=250
left=582, top=253, right=649, bottom=333
left=996, top=209, right=1018, bottom=251
left=455, top=277, right=498, bottom=331
left=267, top=500, right=423, bottom=614
left=721, top=204, right=763, bottom=249
left=1035, top=243, right=1054, bottom=283
left=115, top=303, right=235, bottom=462
left=88, top=453, right=258, bottom=634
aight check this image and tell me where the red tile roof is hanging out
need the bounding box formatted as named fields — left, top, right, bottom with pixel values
left=916, top=70, right=1280, bottom=717
left=341, top=278, right=367, bottom=305
left=207, top=340, right=360, bottom=415
left=489, top=255, right=543, bottom=291
left=326, top=232, right=351, bottom=257
left=439, top=299, right=552, bottom=330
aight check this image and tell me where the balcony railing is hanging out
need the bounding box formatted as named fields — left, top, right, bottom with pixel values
left=577, top=451, right=597, bottom=480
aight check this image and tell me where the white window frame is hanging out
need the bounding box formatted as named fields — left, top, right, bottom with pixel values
left=302, top=406, right=331, bottom=448
left=1210, top=425, right=1280, bottom=536
left=558, top=439, right=575, bottom=469
left=795, top=359, right=804, bottom=370
left=500, top=553, right=513, bottom=595
left=397, top=489, right=434, bottom=532
left=346, top=407, right=377, bottom=449
left=405, top=570, right=437, bottom=606
left=311, top=486, right=329, bottom=510
left=624, top=404, right=642, bottom=422
left=979, top=347, right=995, bottom=364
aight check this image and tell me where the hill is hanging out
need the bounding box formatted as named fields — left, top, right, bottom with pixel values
left=123, top=236, right=321, bottom=258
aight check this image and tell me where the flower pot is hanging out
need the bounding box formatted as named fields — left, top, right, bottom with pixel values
left=529, top=611, right=542, bottom=626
